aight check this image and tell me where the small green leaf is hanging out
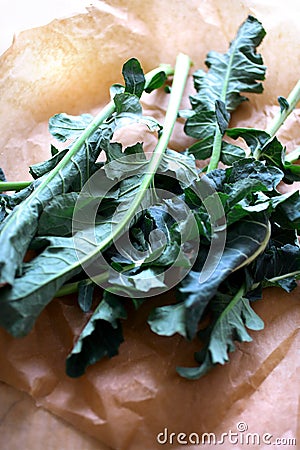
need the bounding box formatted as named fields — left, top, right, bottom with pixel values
left=251, top=242, right=300, bottom=291
left=272, top=190, right=300, bottom=230
left=29, top=149, right=69, bottom=179
left=215, top=100, right=230, bottom=134
left=49, top=113, right=93, bottom=142
left=113, top=93, right=142, bottom=115
left=66, top=291, right=127, bottom=377
left=220, top=142, right=246, bottom=165
left=122, top=58, right=146, bottom=98
left=278, top=96, right=289, bottom=113
left=226, top=127, right=270, bottom=154
left=145, top=71, right=167, bottom=93
left=188, top=138, right=245, bottom=164
left=0, top=168, right=6, bottom=182
left=148, top=303, right=187, bottom=337
left=177, top=290, right=264, bottom=379
left=228, top=158, right=283, bottom=190
left=78, top=280, right=95, bottom=312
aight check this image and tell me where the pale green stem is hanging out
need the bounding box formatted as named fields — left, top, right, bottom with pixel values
left=55, top=261, right=138, bottom=297
left=214, top=283, right=246, bottom=327
left=267, top=271, right=300, bottom=283
left=285, top=146, right=300, bottom=163
left=252, top=79, right=300, bottom=161
left=266, top=80, right=300, bottom=137
left=207, top=41, right=237, bottom=173
left=55, top=272, right=109, bottom=297
left=0, top=181, right=31, bottom=192
left=75, top=53, right=191, bottom=265
left=49, top=54, right=191, bottom=299
left=207, top=131, right=223, bottom=172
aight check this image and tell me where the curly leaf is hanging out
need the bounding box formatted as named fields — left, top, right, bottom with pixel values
left=183, top=15, right=266, bottom=166
left=148, top=302, right=187, bottom=338
left=180, top=213, right=270, bottom=339
left=177, top=291, right=264, bottom=379
left=49, top=113, right=94, bottom=142
left=66, top=291, right=127, bottom=377
left=189, top=16, right=266, bottom=114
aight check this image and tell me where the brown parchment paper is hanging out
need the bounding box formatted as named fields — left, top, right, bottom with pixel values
left=0, top=1, right=299, bottom=450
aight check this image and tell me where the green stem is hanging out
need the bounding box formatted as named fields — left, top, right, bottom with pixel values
left=266, top=80, right=300, bottom=137
left=55, top=261, right=139, bottom=297
left=285, top=146, right=300, bottom=163
left=214, top=282, right=246, bottom=326
left=0, top=64, right=174, bottom=193
left=55, top=272, right=108, bottom=297
left=206, top=41, right=237, bottom=173
left=35, top=53, right=190, bottom=299
left=77, top=53, right=191, bottom=264
left=207, top=131, right=223, bottom=172
left=267, top=271, right=300, bottom=283
left=0, top=181, right=32, bottom=192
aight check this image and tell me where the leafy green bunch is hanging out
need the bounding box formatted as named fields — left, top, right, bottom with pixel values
left=0, top=16, right=299, bottom=379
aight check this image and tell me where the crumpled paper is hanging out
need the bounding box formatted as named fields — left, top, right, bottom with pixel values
left=0, top=1, right=299, bottom=450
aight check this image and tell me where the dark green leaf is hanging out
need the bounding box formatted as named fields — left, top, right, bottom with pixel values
left=283, top=161, right=300, bottom=183
left=184, top=110, right=217, bottom=140
left=122, top=58, right=145, bottom=98
left=278, top=96, right=289, bottom=112
left=177, top=293, right=264, bottom=379
left=0, top=168, right=6, bottom=182
left=271, top=190, right=300, bottom=230
left=251, top=242, right=300, bottom=291
left=49, top=113, right=93, bottom=142
left=220, top=142, right=246, bottom=165
left=37, top=192, right=78, bottom=236
left=188, top=137, right=246, bottom=164
left=227, top=128, right=287, bottom=170
left=183, top=15, right=266, bottom=160
left=228, top=158, right=283, bottom=189
left=215, top=100, right=230, bottom=134
left=159, top=149, right=199, bottom=188
left=179, top=213, right=270, bottom=339
left=192, top=15, right=266, bottom=111
left=226, top=127, right=270, bottom=154
left=104, top=143, right=148, bottom=181
left=0, top=236, right=82, bottom=336
left=113, top=93, right=142, bottom=115
left=187, top=136, right=213, bottom=160
left=29, top=149, right=68, bottom=179
left=66, top=291, right=127, bottom=377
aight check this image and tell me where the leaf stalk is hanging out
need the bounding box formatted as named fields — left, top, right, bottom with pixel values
left=266, top=79, right=300, bottom=137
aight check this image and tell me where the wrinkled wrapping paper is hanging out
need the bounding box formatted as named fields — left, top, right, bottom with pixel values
left=0, top=1, right=299, bottom=449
